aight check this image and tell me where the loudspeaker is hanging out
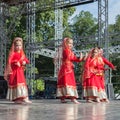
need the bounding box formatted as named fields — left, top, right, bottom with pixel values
left=0, top=76, right=8, bottom=99
left=44, top=80, right=57, bottom=99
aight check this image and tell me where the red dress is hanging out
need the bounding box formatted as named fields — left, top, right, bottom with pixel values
left=7, top=51, right=29, bottom=101
left=83, top=56, right=115, bottom=100
left=57, top=48, right=82, bottom=99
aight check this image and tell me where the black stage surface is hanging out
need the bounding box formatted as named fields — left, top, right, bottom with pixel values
left=0, top=99, right=120, bottom=120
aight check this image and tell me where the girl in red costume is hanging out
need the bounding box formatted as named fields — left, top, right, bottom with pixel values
left=4, top=37, right=32, bottom=104
left=82, top=47, right=115, bottom=103
left=56, top=37, right=83, bottom=104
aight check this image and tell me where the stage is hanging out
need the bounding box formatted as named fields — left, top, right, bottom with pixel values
left=0, top=99, right=120, bottom=120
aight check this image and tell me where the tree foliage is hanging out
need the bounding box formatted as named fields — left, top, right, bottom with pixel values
left=108, top=15, right=120, bottom=94
left=70, top=10, right=98, bottom=37
left=5, top=2, right=120, bottom=95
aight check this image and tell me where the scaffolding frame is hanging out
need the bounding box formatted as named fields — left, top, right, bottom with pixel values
left=0, top=0, right=115, bottom=98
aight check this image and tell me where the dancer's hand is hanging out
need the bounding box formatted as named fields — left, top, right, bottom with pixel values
left=16, top=62, right=21, bottom=67
left=79, top=52, right=83, bottom=60
left=22, top=61, right=26, bottom=65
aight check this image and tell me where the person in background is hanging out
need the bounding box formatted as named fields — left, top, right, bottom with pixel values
left=82, top=47, right=116, bottom=103
left=98, top=47, right=116, bottom=102
left=4, top=37, right=32, bottom=104
left=56, top=37, right=84, bottom=104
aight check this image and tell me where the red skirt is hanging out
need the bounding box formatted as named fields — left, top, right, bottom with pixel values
left=7, top=67, right=28, bottom=101
left=83, top=73, right=107, bottom=99
left=57, top=65, right=78, bottom=98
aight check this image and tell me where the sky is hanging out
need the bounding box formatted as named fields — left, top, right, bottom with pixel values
left=69, top=0, right=120, bottom=24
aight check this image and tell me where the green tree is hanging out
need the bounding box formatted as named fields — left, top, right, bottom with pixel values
left=35, top=7, right=75, bottom=42
left=70, top=10, right=98, bottom=37
left=108, top=15, right=120, bottom=95
left=108, top=15, right=120, bottom=46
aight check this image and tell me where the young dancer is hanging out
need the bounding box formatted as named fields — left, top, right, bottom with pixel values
left=56, top=37, right=83, bottom=104
left=82, top=47, right=116, bottom=103
left=4, top=37, right=32, bottom=104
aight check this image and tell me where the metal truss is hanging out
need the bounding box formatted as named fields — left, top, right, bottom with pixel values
left=2, top=0, right=97, bottom=13
left=0, top=0, right=98, bottom=77
left=54, top=0, right=63, bottom=77
left=0, top=0, right=116, bottom=98
left=109, top=45, right=120, bottom=55
left=74, top=45, right=120, bottom=56
left=25, top=2, right=36, bottom=96
left=26, top=31, right=120, bottom=58
left=0, top=1, right=31, bottom=76
left=0, top=3, right=7, bottom=76
left=98, top=0, right=108, bottom=57
left=0, top=1, right=30, bottom=39
left=29, top=48, right=55, bottom=58
left=98, top=0, right=110, bottom=88
left=27, top=39, right=120, bottom=58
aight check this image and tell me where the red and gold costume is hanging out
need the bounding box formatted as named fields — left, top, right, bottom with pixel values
left=82, top=49, right=115, bottom=101
left=4, top=38, right=29, bottom=102
left=56, top=39, right=82, bottom=99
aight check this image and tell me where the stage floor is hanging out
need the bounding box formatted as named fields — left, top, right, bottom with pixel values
left=0, top=99, right=120, bottom=120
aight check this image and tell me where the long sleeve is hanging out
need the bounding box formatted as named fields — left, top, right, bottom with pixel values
left=22, top=57, right=30, bottom=64
left=10, top=53, right=30, bottom=68
left=8, top=53, right=18, bottom=64
left=103, top=57, right=115, bottom=69
left=63, top=49, right=82, bottom=62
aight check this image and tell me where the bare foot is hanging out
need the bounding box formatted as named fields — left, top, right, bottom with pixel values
left=95, top=98, right=101, bottom=103
left=86, top=100, right=95, bottom=103
left=104, top=99, right=110, bottom=103
left=71, top=99, right=80, bottom=104
left=61, top=99, right=67, bottom=103
left=23, top=98, right=32, bottom=104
